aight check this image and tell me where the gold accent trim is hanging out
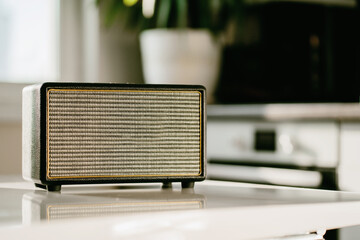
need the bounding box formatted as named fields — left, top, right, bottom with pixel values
left=199, top=90, right=202, bottom=176
left=46, top=88, right=203, bottom=180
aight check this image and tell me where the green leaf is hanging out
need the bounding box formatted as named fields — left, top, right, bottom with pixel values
left=175, top=0, right=187, bottom=28
left=104, top=0, right=125, bottom=27
left=156, top=0, right=172, bottom=28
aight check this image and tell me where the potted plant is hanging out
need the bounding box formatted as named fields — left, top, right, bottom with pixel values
left=97, top=0, right=242, bottom=103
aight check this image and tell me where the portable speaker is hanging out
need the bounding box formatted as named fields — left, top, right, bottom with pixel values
left=23, top=82, right=206, bottom=191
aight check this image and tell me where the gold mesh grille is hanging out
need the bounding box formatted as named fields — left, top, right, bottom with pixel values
left=46, top=89, right=202, bottom=179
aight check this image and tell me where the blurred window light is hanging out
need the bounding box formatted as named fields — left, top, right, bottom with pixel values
left=0, top=0, right=59, bottom=83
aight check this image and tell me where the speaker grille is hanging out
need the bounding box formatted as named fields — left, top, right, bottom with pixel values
left=46, top=89, right=202, bottom=179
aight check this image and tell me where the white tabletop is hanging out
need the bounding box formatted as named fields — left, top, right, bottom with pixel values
left=0, top=177, right=360, bottom=239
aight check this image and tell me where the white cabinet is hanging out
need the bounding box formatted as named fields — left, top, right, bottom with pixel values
left=338, top=123, right=360, bottom=191
left=208, top=120, right=339, bottom=168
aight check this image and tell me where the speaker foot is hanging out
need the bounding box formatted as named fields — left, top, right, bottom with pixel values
left=162, top=182, right=172, bottom=189
left=47, top=185, right=61, bottom=192
left=181, top=182, right=194, bottom=189
left=34, top=183, right=47, bottom=190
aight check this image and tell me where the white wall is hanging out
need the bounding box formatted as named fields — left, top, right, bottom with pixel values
left=60, top=0, right=144, bottom=84
left=97, top=3, right=144, bottom=84
left=0, top=122, right=22, bottom=174
left=338, top=123, right=360, bottom=191
left=0, top=83, right=24, bottom=174
left=98, top=23, right=144, bottom=84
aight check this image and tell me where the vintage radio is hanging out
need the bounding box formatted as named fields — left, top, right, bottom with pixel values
left=22, top=83, right=206, bottom=191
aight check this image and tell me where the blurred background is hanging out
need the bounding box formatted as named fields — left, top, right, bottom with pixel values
left=0, top=0, right=360, bottom=193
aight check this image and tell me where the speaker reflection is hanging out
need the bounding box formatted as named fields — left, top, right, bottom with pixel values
left=22, top=186, right=205, bottom=223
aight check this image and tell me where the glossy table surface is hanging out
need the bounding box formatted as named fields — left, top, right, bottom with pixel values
left=1, top=176, right=360, bottom=239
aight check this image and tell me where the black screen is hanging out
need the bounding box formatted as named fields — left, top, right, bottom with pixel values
left=255, top=130, right=276, bottom=152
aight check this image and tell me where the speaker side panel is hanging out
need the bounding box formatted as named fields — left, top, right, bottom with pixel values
left=22, top=84, right=42, bottom=182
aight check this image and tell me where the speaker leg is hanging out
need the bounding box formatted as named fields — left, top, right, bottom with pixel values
left=162, top=182, right=172, bottom=189
left=47, top=185, right=61, bottom=192
left=34, top=183, right=47, bottom=190
left=181, top=182, right=194, bottom=189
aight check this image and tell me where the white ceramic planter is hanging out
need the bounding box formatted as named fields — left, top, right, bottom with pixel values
left=140, top=29, right=221, bottom=103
